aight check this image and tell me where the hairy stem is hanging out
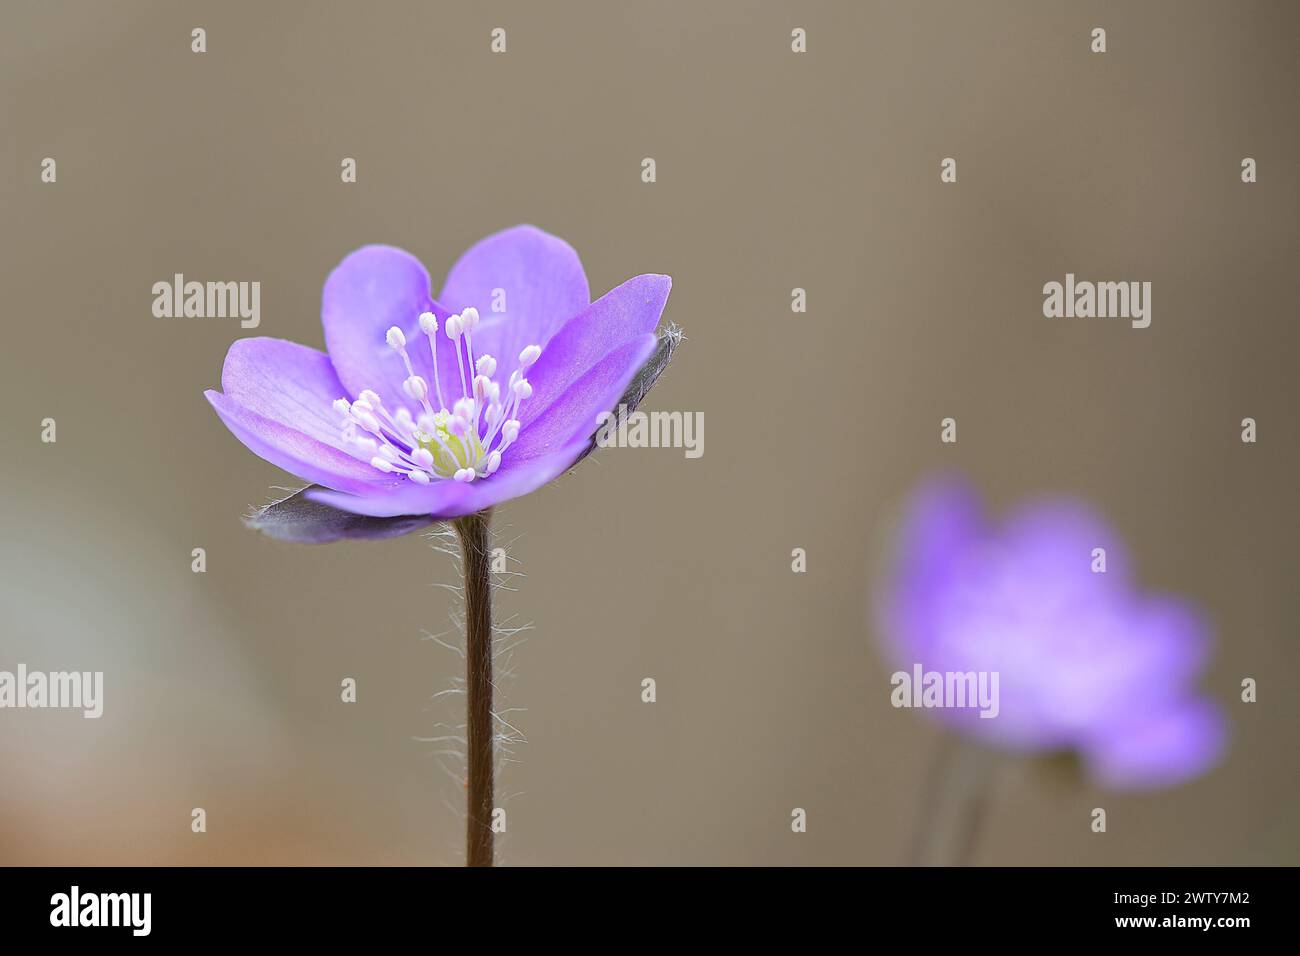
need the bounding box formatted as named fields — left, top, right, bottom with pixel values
left=909, top=736, right=997, bottom=866
left=454, top=509, right=494, bottom=867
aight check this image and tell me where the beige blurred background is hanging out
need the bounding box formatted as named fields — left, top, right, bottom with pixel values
left=2, top=0, right=1297, bottom=865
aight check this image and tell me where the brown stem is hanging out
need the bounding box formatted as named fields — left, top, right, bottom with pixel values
left=454, top=509, right=494, bottom=867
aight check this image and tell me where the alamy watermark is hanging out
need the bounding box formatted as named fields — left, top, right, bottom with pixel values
left=0, top=664, right=103, bottom=718
left=1043, top=273, right=1151, bottom=328
left=594, top=405, right=704, bottom=459
left=152, top=274, right=260, bottom=328
left=50, top=886, right=150, bottom=936
left=890, top=664, right=999, bottom=718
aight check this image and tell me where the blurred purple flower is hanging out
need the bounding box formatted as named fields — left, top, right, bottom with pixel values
left=206, top=225, right=672, bottom=521
left=878, top=476, right=1226, bottom=790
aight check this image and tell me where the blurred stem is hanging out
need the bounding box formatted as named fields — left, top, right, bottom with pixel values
left=909, top=736, right=998, bottom=866
left=454, top=510, right=494, bottom=867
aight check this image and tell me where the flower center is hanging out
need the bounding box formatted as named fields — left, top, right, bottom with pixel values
left=414, top=409, right=485, bottom=477
left=331, top=307, right=541, bottom=484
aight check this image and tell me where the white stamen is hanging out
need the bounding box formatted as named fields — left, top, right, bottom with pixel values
left=341, top=316, right=546, bottom=485
left=403, top=375, right=429, bottom=401
left=419, top=313, right=447, bottom=411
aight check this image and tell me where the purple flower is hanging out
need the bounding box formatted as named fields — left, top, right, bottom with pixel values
left=206, top=226, right=672, bottom=521
left=877, top=476, right=1226, bottom=790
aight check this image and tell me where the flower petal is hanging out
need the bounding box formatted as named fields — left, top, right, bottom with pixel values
left=507, top=333, right=658, bottom=462
left=206, top=390, right=395, bottom=496
left=518, top=274, right=671, bottom=429
left=1083, top=698, right=1227, bottom=790
left=438, top=225, right=590, bottom=371
left=306, top=436, right=593, bottom=519
left=877, top=475, right=987, bottom=662
left=219, top=337, right=351, bottom=447
left=321, top=245, right=458, bottom=410
left=889, top=476, right=989, bottom=599
left=1001, top=497, right=1133, bottom=595
left=566, top=323, right=683, bottom=470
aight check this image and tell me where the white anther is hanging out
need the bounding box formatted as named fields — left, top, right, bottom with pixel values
left=417, top=411, right=439, bottom=433
left=355, top=411, right=381, bottom=434
left=485, top=451, right=502, bottom=475
left=512, top=378, right=533, bottom=400
left=462, top=306, right=480, bottom=329
left=419, top=311, right=439, bottom=334
left=333, top=398, right=352, bottom=416
left=408, top=469, right=431, bottom=485
left=370, top=457, right=394, bottom=473
left=473, top=374, right=491, bottom=399
left=449, top=416, right=468, bottom=437
left=403, top=375, right=429, bottom=401
left=453, top=397, right=475, bottom=421
left=359, top=389, right=383, bottom=408
left=411, top=447, right=435, bottom=469
left=386, top=326, right=407, bottom=350
left=485, top=403, right=501, bottom=425
left=502, top=419, right=520, bottom=443
left=454, top=468, right=475, bottom=483
left=519, top=344, right=541, bottom=368
left=475, top=354, right=497, bottom=377
left=446, top=314, right=463, bottom=339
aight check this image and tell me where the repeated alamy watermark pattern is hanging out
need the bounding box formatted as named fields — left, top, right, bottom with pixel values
left=594, top=404, right=704, bottom=459
left=891, top=664, right=1000, bottom=719
left=0, top=664, right=103, bottom=718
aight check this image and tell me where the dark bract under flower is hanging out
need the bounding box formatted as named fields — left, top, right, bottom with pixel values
left=205, top=225, right=673, bottom=521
